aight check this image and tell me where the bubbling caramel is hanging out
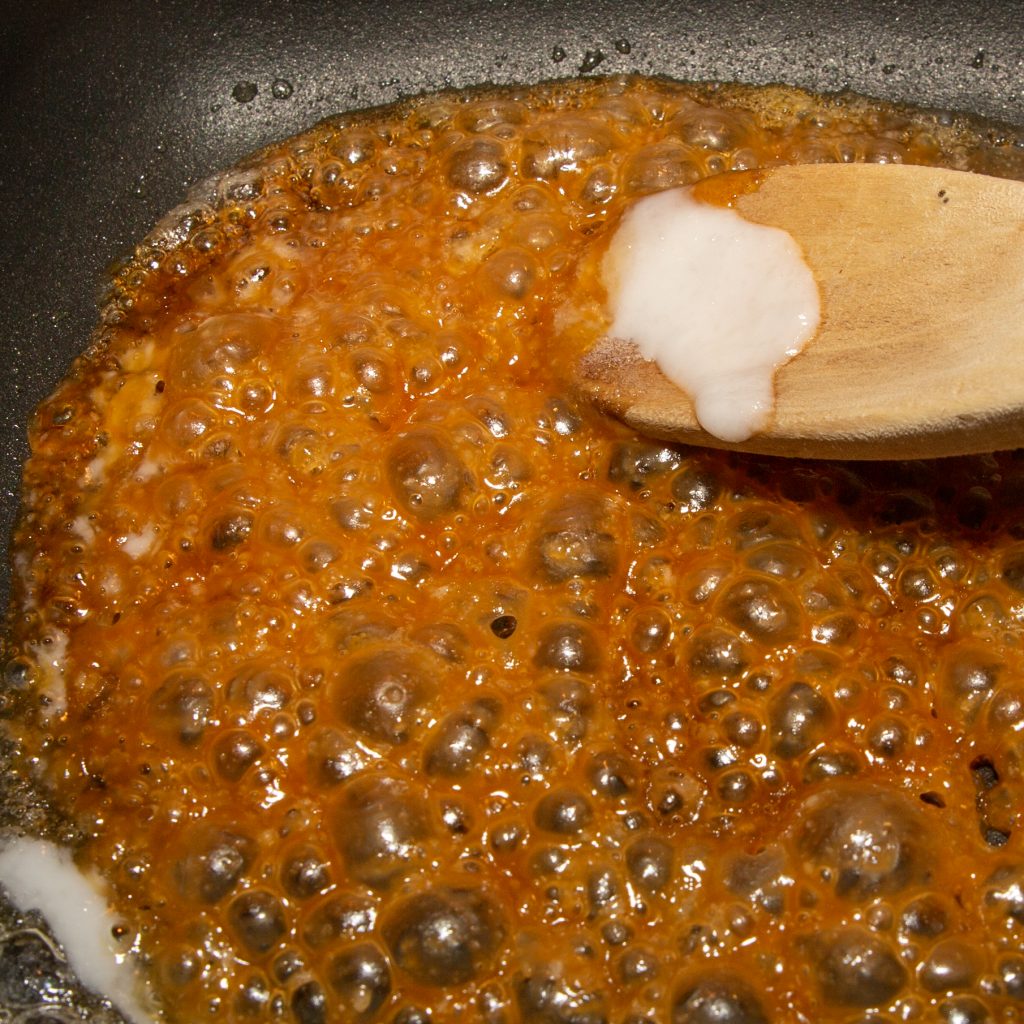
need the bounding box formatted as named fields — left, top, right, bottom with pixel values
left=4, top=75, right=1024, bottom=1024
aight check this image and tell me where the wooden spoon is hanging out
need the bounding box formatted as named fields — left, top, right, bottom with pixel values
left=577, top=163, right=1024, bottom=460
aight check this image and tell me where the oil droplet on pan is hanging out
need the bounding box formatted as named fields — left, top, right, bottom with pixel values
left=232, top=81, right=259, bottom=104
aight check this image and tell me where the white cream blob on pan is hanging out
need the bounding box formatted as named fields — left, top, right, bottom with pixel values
left=603, top=187, right=821, bottom=443
left=0, top=838, right=153, bottom=1024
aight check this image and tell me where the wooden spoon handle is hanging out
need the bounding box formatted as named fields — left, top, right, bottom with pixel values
left=578, top=164, right=1024, bottom=460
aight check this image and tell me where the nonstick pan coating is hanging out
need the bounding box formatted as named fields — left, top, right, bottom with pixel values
left=0, top=1, right=1022, bottom=1017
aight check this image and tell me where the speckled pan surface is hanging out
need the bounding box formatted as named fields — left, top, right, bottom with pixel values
left=2, top=0, right=1024, bottom=613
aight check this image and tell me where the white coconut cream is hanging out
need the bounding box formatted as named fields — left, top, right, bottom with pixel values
left=603, top=187, right=820, bottom=442
left=0, top=838, right=153, bottom=1024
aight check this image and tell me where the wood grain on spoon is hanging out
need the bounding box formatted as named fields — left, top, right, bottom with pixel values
left=577, top=164, right=1024, bottom=460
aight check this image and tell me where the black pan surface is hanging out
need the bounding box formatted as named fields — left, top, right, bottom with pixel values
left=3, top=0, right=1024, bottom=613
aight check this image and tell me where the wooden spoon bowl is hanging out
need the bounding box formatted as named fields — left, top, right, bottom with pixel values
left=577, top=164, right=1024, bottom=460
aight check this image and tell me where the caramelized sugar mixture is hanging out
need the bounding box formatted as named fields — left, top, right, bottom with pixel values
left=5, top=76, right=1024, bottom=1024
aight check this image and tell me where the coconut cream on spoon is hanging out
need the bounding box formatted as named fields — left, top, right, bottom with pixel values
left=603, top=186, right=820, bottom=443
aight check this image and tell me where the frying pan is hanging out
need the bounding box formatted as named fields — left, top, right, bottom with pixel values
left=0, top=0, right=1022, bottom=1017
